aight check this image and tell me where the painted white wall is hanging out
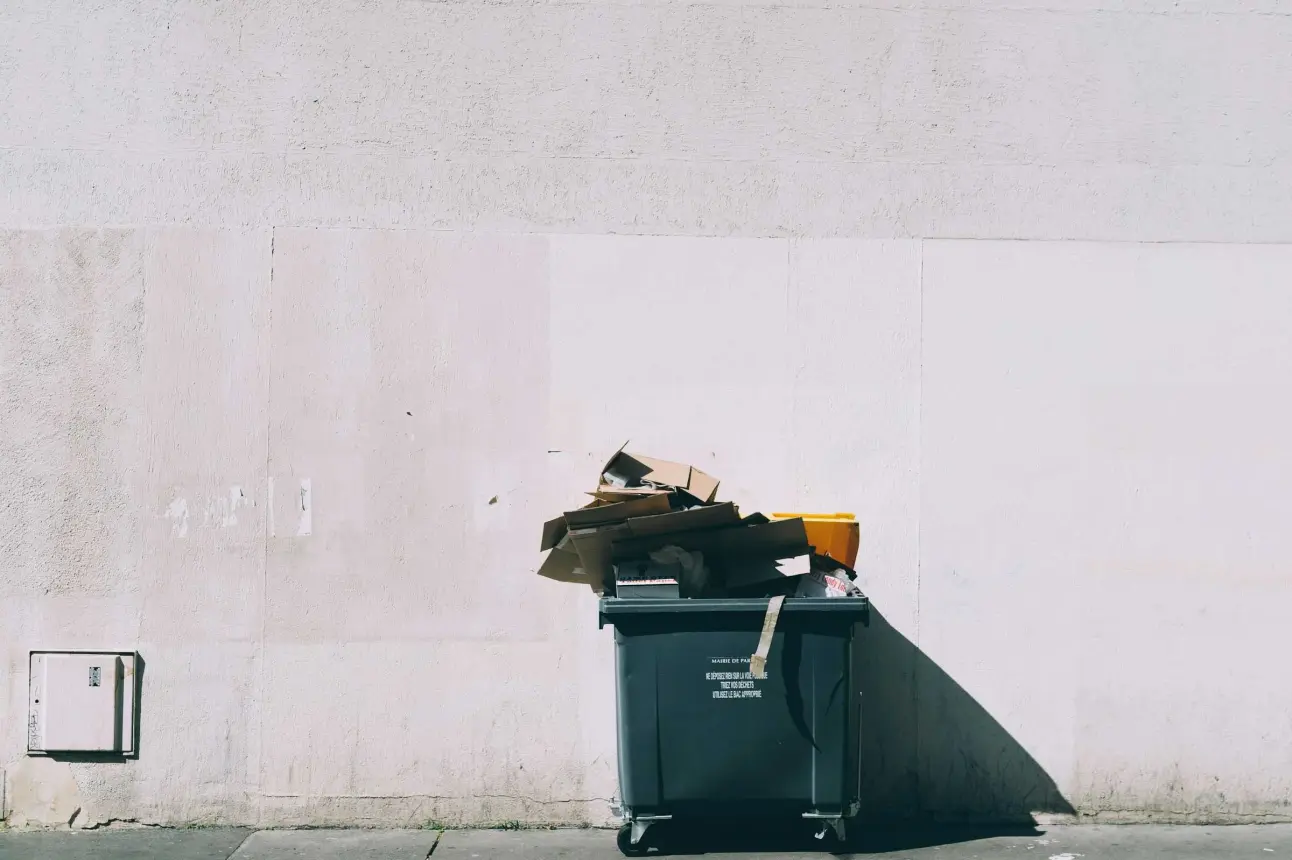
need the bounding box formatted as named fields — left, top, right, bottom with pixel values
left=2, top=0, right=1291, bottom=828
left=919, top=242, right=1292, bottom=821
left=4, top=0, right=1292, bottom=240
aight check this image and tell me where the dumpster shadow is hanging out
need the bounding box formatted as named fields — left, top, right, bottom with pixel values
left=853, top=606, right=1075, bottom=836
left=651, top=606, right=1072, bottom=856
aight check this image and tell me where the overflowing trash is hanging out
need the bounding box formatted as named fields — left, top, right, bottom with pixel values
left=559, top=447, right=870, bottom=855
left=537, top=444, right=864, bottom=603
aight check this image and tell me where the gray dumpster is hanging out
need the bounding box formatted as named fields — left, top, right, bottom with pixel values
left=599, top=596, right=869, bottom=855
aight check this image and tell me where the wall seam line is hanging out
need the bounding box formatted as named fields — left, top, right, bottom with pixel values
left=913, top=235, right=925, bottom=816
left=914, top=237, right=924, bottom=648
left=137, top=228, right=152, bottom=646
left=257, top=226, right=276, bottom=827
left=224, top=829, right=256, bottom=860
left=785, top=237, right=798, bottom=504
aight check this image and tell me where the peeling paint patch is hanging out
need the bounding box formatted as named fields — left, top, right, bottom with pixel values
left=200, top=485, right=252, bottom=529
left=211, top=485, right=248, bottom=528
left=1050, top=853, right=1084, bottom=860
left=161, top=485, right=265, bottom=536
left=226, top=485, right=248, bottom=527
left=297, top=478, right=312, bottom=536
left=164, top=496, right=189, bottom=538
left=4, top=757, right=83, bottom=828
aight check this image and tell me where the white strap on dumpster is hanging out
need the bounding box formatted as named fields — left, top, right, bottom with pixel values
left=749, top=595, right=785, bottom=679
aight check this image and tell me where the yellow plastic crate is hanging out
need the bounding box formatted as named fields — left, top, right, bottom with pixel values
left=769, top=512, right=859, bottom=568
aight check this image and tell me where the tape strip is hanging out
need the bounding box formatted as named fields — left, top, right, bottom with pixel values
left=749, top=595, right=785, bottom=679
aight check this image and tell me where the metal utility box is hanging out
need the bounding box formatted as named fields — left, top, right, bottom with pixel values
left=28, top=651, right=139, bottom=755
left=599, top=597, right=868, bottom=855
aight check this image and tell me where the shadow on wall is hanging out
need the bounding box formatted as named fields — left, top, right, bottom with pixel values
left=857, top=606, right=1075, bottom=825
left=647, top=605, right=1072, bottom=857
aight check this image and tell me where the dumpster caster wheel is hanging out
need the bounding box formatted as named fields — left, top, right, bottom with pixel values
left=813, top=819, right=850, bottom=852
left=618, top=823, right=650, bottom=856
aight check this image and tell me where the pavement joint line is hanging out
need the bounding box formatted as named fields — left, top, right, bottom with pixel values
left=224, top=829, right=255, bottom=860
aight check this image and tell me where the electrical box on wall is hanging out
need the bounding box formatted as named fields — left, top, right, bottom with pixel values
left=28, top=651, right=139, bottom=756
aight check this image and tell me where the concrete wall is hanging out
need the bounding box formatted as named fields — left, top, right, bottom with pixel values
left=3, top=0, right=1292, bottom=829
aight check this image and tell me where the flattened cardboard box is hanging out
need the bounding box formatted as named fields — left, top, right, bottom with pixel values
left=563, top=493, right=670, bottom=529
left=540, top=498, right=609, bottom=552
left=597, top=443, right=720, bottom=504
left=550, top=502, right=738, bottom=593
left=568, top=523, right=633, bottom=592
left=578, top=504, right=740, bottom=589
left=611, top=516, right=809, bottom=563
left=625, top=502, right=738, bottom=539
left=540, top=495, right=669, bottom=553
left=536, top=534, right=591, bottom=585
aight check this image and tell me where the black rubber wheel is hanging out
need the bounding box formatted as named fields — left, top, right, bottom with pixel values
left=617, top=823, right=649, bottom=857
left=813, top=819, right=856, bottom=854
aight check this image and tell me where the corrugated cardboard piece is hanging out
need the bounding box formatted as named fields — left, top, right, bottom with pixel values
left=611, top=516, right=807, bottom=563
left=536, top=534, right=587, bottom=584
left=535, top=444, right=866, bottom=603
left=596, top=443, right=720, bottom=504
left=625, top=502, right=739, bottom=539
left=568, top=522, right=632, bottom=590
left=537, top=446, right=730, bottom=592
left=564, top=494, right=670, bottom=529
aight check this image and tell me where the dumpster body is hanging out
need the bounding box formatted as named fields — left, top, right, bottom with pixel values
left=599, top=597, right=869, bottom=854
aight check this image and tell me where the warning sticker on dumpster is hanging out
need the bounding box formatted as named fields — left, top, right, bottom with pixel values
left=706, top=657, right=765, bottom=699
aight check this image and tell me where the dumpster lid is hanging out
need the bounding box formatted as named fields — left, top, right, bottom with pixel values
left=599, top=596, right=869, bottom=627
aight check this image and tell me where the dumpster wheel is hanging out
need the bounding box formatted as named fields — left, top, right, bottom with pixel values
left=810, top=816, right=852, bottom=851
left=617, top=823, right=651, bottom=856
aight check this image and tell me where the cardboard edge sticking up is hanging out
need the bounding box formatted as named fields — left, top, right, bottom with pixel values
left=703, top=517, right=809, bottom=559
left=536, top=534, right=590, bottom=585
left=722, top=550, right=813, bottom=593
left=597, top=441, right=637, bottom=488
left=568, top=522, right=633, bottom=594
left=682, top=466, right=720, bottom=504
left=597, top=443, right=721, bottom=504
left=541, top=498, right=613, bottom=551
left=625, top=502, right=739, bottom=538
left=588, top=488, right=669, bottom=502
left=563, top=493, right=671, bottom=528
left=613, top=516, right=809, bottom=563
left=540, top=516, right=568, bottom=552
left=621, top=452, right=690, bottom=489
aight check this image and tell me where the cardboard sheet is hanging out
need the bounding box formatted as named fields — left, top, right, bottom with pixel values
left=569, top=523, right=633, bottom=592
left=625, top=502, right=738, bottom=538
left=597, top=443, right=721, bottom=503
left=562, top=493, right=670, bottom=528
left=612, top=516, right=809, bottom=562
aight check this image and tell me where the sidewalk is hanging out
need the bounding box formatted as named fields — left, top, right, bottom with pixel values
left=2, top=824, right=1292, bottom=860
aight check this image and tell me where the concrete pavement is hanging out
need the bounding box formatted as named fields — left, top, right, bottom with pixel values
left=3, top=825, right=1292, bottom=860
